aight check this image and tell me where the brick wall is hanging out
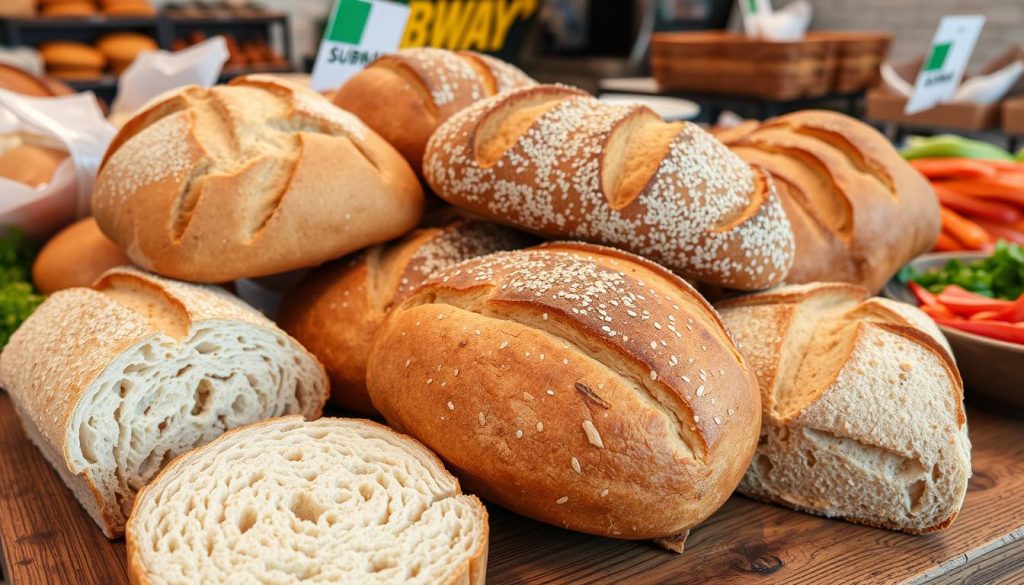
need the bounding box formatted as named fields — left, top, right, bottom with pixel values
left=807, top=0, right=1024, bottom=70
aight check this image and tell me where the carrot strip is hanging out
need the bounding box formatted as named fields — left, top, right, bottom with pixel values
left=933, top=185, right=1022, bottom=223
left=940, top=177, right=1024, bottom=207
left=933, top=231, right=963, bottom=252
left=973, top=218, right=1024, bottom=246
left=939, top=207, right=992, bottom=250
left=911, top=158, right=998, bottom=179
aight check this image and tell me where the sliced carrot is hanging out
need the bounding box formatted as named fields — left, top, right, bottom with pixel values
left=939, top=207, right=992, bottom=250
left=933, top=185, right=1022, bottom=223
left=973, top=218, right=1024, bottom=246
left=911, top=158, right=998, bottom=179
left=933, top=231, right=963, bottom=252
left=940, top=177, right=1024, bottom=207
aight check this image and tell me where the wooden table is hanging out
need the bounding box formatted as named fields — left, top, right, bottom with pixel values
left=1, top=392, right=1022, bottom=584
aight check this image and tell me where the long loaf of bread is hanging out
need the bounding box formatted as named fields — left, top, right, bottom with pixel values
left=423, top=85, right=795, bottom=290
left=0, top=268, right=327, bottom=537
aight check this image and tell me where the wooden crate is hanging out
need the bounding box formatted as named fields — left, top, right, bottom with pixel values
left=866, top=88, right=1001, bottom=130
left=806, top=31, right=891, bottom=93
left=1003, top=96, right=1024, bottom=134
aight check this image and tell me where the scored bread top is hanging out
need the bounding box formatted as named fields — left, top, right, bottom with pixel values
left=367, top=242, right=761, bottom=538
left=93, top=74, right=424, bottom=283
left=722, top=110, right=940, bottom=292
left=423, top=85, right=795, bottom=290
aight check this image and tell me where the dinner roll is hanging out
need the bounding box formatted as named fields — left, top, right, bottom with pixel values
left=32, top=217, right=132, bottom=294
left=0, top=144, right=67, bottom=188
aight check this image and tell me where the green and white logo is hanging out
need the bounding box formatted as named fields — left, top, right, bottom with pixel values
left=311, top=0, right=410, bottom=91
left=923, top=41, right=952, bottom=72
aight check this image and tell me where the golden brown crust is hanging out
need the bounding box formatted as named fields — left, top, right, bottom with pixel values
left=333, top=48, right=536, bottom=174
left=32, top=217, right=132, bottom=295
left=93, top=75, right=424, bottom=283
left=0, top=144, right=67, bottom=188
left=367, top=242, right=761, bottom=539
left=721, top=110, right=940, bottom=293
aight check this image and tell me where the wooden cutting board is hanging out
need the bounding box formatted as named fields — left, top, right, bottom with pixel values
left=1, top=392, right=1022, bottom=585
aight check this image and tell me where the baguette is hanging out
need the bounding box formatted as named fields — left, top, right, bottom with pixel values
left=423, top=85, right=795, bottom=290
left=0, top=268, right=327, bottom=537
left=279, top=219, right=534, bottom=414
left=716, top=283, right=970, bottom=533
left=127, top=417, right=488, bottom=585
left=367, top=242, right=761, bottom=542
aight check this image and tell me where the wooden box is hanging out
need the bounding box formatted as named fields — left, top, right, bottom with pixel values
left=866, top=88, right=1001, bottom=130
left=806, top=31, right=891, bottom=94
left=1003, top=96, right=1024, bottom=134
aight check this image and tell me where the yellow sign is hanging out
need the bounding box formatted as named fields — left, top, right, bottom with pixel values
left=400, top=0, right=539, bottom=52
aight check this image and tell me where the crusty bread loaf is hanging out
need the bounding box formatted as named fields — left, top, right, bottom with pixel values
left=424, top=85, right=795, bottom=290
left=333, top=48, right=536, bottom=174
left=719, top=111, right=940, bottom=293
left=126, top=416, right=488, bottom=585
left=279, top=219, right=534, bottom=414
left=716, top=283, right=970, bottom=533
left=32, top=217, right=132, bottom=294
left=0, top=64, right=69, bottom=97
left=0, top=143, right=67, bottom=188
left=93, top=75, right=424, bottom=283
left=367, top=242, right=761, bottom=542
left=0, top=267, right=327, bottom=537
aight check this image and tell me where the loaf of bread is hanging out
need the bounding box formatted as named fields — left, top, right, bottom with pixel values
left=333, top=48, right=536, bottom=174
left=0, top=268, right=327, bottom=537
left=367, top=242, right=761, bottom=542
left=424, top=85, right=795, bottom=290
left=96, top=32, right=158, bottom=73
left=39, top=41, right=106, bottom=78
left=0, top=143, right=67, bottom=188
left=93, top=75, right=424, bottom=283
left=0, top=64, right=72, bottom=97
left=718, top=111, right=940, bottom=293
left=127, top=417, right=488, bottom=585
left=32, top=217, right=132, bottom=294
left=279, top=219, right=533, bottom=414
left=41, top=2, right=98, bottom=16
left=716, top=283, right=970, bottom=533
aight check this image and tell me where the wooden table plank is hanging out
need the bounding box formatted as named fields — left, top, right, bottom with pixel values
left=1, top=392, right=1022, bottom=585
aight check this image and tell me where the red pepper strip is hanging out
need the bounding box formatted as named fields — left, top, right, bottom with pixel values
left=934, top=185, right=1022, bottom=224
left=908, top=281, right=941, bottom=307
left=921, top=303, right=957, bottom=320
left=936, top=285, right=1013, bottom=317
left=932, top=317, right=1024, bottom=345
left=988, top=293, right=1024, bottom=323
left=969, top=310, right=1001, bottom=321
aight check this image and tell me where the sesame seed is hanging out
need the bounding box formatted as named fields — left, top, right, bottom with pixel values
left=515, top=429, right=523, bottom=439
left=600, top=489, right=609, bottom=497
left=454, top=368, right=460, bottom=376
left=693, top=415, right=700, bottom=423
left=556, top=496, right=569, bottom=505
left=523, top=392, right=534, bottom=401
left=543, top=313, right=549, bottom=320
left=714, top=416, right=723, bottom=425
left=582, top=420, right=604, bottom=448
left=547, top=389, right=555, bottom=396
left=562, top=358, right=569, bottom=365
left=479, top=412, right=485, bottom=426
left=447, top=401, right=455, bottom=411
left=499, top=340, right=509, bottom=350
left=696, top=385, right=705, bottom=397
left=437, top=313, right=445, bottom=320
left=405, top=358, right=411, bottom=368
left=650, top=370, right=658, bottom=381
left=536, top=421, right=544, bottom=432
left=650, top=341, right=658, bottom=350
left=727, top=407, right=736, bottom=416
left=426, top=378, right=433, bottom=385
left=571, top=457, right=582, bottom=474
left=681, top=375, right=691, bottom=384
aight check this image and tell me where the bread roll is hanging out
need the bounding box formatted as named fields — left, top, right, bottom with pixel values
left=424, top=85, right=795, bottom=291
left=103, top=1, right=155, bottom=16
left=40, top=41, right=107, bottom=72
left=41, top=2, right=98, bottom=16
left=0, top=143, right=66, bottom=188
left=719, top=111, right=940, bottom=293
left=93, top=75, right=424, bottom=283
left=280, top=219, right=534, bottom=414
left=32, top=217, right=132, bottom=294
left=127, top=417, right=488, bottom=585
left=367, top=242, right=761, bottom=542
left=0, top=268, right=327, bottom=537
left=334, top=48, right=536, bottom=174
left=716, top=283, right=970, bottom=533
left=0, top=64, right=67, bottom=97
left=96, top=32, right=158, bottom=73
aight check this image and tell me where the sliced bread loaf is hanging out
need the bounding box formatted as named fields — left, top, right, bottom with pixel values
left=126, top=416, right=489, bottom=585
left=716, top=283, right=971, bottom=533
left=0, top=268, right=327, bottom=537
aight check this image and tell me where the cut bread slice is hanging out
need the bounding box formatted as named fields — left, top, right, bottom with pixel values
left=0, top=268, right=327, bottom=537
left=126, top=417, right=489, bottom=585
left=716, top=283, right=971, bottom=533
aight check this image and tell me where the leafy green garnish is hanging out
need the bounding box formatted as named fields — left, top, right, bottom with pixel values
left=0, top=228, right=42, bottom=348
left=900, top=241, right=1024, bottom=300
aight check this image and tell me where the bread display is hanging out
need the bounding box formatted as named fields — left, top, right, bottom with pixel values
left=718, top=111, right=940, bottom=293
left=92, top=75, right=424, bottom=283
left=279, top=219, right=534, bottom=414
left=424, top=85, right=795, bottom=290
left=40, top=1, right=98, bottom=16
left=0, top=143, right=67, bottom=188
left=96, top=33, right=158, bottom=74
left=39, top=41, right=107, bottom=79
left=127, top=416, right=489, bottom=585
left=0, top=267, right=327, bottom=537
left=716, top=283, right=970, bottom=533
left=366, top=242, right=761, bottom=541
left=32, top=217, right=132, bottom=294
left=333, top=48, right=536, bottom=174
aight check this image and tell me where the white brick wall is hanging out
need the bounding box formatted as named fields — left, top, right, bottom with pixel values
left=808, top=0, right=1024, bottom=70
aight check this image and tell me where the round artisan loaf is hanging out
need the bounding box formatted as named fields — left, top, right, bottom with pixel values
left=366, top=242, right=761, bottom=542
left=334, top=48, right=535, bottom=174
left=127, top=416, right=488, bottom=585
left=718, top=110, right=940, bottom=293
left=32, top=217, right=132, bottom=294
left=716, top=283, right=970, bottom=534
left=279, top=219, right=533, bottom=414
left=92, top=75, right=424, bottom=283
left=423, top=85, right=795, bottom=290
left=0, top=267, right=327, bottom=537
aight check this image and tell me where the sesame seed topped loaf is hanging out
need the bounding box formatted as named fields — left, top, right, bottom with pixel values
left=0, top=267, right=327, bottom=538
left=279, top=219, right=535, bottom=414
left=93, top=74, right=424, bottom=283
left=366, top=242, right=761, bottom=544
left=719, top=110, right=940, bottom=293
left=333, top=48, right=536, bottom=174
left=716, top=283, right=970, bottom=534
left=423, top=85, right=796, bottom=291
left=127, top=417, right=489, bottom=585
